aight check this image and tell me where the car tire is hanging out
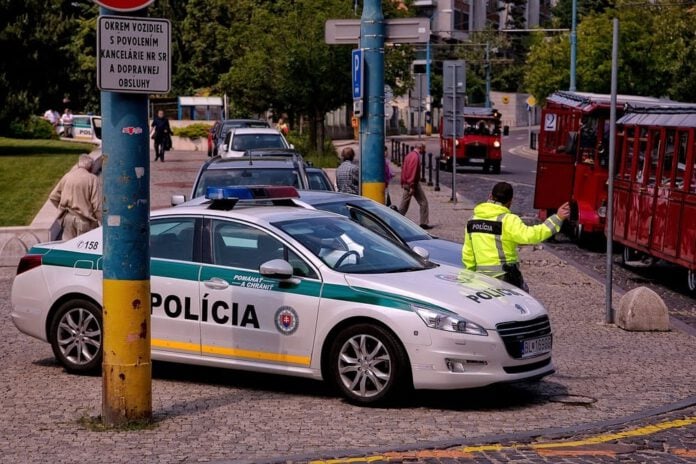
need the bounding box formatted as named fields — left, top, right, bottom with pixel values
left=329, top=323, right=410, bottom=406
left=687, top=269, right=695, bottom=293
left=49, top=299, right=103, bottom=373
left=492, top=160, right=501, bottom=174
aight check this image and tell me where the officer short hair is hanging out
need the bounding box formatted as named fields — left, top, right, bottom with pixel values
left=491, top=182, right=513, bottom=204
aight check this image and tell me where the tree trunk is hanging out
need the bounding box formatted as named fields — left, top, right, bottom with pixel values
left=317, top=108, right=325, bottom=155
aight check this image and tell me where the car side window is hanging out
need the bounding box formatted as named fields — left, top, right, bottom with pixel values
left=150, top=218, right=196, bottom=261
left=211, top=220, right=317, bottom=278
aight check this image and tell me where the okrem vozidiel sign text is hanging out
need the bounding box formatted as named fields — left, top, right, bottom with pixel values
left=97, top=15, right=170, bottom=93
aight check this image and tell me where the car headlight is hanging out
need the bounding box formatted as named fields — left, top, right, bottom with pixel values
left=493, top=140, right=501, bottom=148
left=413, top=305, right=488, bottom=336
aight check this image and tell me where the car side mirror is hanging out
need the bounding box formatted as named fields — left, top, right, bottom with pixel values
left=260, top=259, right=299, bottom=284
left=411, top=246, right=430, bottom=261
left=171, top=194, right=187, bottom=206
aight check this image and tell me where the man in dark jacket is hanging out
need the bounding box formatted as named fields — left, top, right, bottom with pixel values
left=398, top=143, right=431, bottom=229
left=150, top=110, right=171, bottom=162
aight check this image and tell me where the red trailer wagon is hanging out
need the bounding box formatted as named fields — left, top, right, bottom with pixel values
left=613, top=103, right=696, bottom=292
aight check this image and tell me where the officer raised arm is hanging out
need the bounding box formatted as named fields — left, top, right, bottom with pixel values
left=462, top=181, right=569, bottom=291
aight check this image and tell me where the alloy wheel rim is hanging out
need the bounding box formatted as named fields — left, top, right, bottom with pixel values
left=338, top=334, right=392, bottom=398
left=57, top=308, right=101, bottom=365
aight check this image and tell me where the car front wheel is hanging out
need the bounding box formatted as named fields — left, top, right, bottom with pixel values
left=49, top=299, right=103, bottom=373
left=329, top=323, right=409, bottom=405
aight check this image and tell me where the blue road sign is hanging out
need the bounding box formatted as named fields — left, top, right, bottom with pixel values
left=352, top=48, right=363, bottom=100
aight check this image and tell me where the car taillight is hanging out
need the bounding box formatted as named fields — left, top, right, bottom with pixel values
left=16, top=254, right=42, bottom=275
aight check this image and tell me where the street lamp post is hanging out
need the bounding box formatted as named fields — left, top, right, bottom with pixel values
left=569, top=0, right=577, bottom=91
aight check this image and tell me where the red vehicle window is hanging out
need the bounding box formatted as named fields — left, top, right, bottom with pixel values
left=621, top=127, right=635, bottom=180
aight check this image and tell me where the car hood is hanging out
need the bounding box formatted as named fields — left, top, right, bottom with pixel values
left=408, top=238, right=463, bottom=268
left=342, top=264, right=547, bottom=328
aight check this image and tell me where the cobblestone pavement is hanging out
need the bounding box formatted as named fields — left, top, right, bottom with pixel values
left=1, top=147, right=695, bottom=463
left=300, top=405, right=696, bottom=463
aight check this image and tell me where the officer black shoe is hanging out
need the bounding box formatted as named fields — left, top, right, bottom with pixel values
left=420, top=224, right=434, bottom=230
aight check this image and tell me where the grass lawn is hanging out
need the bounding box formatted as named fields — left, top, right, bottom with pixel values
left=0, top=137, right=96, bottom=226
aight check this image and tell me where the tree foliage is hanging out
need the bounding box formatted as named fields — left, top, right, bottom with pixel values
left=524, top=1, right=696, bottom=103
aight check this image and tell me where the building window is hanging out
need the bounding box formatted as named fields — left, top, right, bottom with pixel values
left=454, top=0, right=470, bottom=31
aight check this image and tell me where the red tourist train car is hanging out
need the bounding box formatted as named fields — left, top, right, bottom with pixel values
left=613, top=104, right=696, bottom=292
left=534, top=91, right=668, bottom=240
left=439, top=108, right=504, bottom=173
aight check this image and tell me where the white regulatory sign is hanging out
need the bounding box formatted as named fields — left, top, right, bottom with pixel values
left=97, top=15, right=171, bottom=94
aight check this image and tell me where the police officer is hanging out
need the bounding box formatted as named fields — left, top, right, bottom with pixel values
left=462, top=182, right=570, bottom=291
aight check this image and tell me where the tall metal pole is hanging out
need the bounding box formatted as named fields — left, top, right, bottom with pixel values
left=450, top=64, right=457, bottom=204
left=100, top=7, right=152, bottom=426
left=485, top=42, right=491, bottom=108
left=606, top=18, right=619, bottom=324
left=360, top=0, right=385, bottom=203
left=425, top=36, right=432, bottom=136
left=569, top=0, right=578, bottom=91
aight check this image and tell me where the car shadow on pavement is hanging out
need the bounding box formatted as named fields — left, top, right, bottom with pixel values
left=403, top=380, right=569, bottom=411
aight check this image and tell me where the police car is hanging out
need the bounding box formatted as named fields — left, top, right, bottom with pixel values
left=11, top=187, right=553, bottom=405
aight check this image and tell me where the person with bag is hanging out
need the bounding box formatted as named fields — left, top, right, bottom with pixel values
left=150, top=110, right=172, bottom=162
left=462, top=182, right=570, bottom=291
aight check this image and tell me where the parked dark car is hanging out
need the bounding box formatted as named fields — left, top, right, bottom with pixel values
left=294, top=190, right=462, bottom=267
left=208, top=119, right=270, bottom=157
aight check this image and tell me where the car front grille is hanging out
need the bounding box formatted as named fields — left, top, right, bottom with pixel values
left=496, top=316, right=552, bottom=359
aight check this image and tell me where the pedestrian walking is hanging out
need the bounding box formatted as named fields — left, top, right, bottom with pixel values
left=276, top=117, right=289, bottom=135
left=43, top=108, right=59, bottom=132
left=336, top=147, right=360, bottom=194
left=49, top=154, right=102, bottom=240
left=398, top=143, right=431, bottom=229
left=150, top=110, right=171, bottom=162
left=462, top=181, right=570, bottom=291
left=60, top=108, right=74, bottom=138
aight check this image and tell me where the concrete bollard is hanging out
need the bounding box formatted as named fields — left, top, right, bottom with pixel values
left=616, top=286, right=670, bottom=331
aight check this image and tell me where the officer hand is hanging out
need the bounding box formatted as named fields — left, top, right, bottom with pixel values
left=557, top=202, right=571, bottom=220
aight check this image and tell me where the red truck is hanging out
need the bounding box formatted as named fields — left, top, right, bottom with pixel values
left=439, top=108, right=504, bottom=173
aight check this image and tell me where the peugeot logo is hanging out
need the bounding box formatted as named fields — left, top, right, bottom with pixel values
left=515, top=304, right=528, bottom=315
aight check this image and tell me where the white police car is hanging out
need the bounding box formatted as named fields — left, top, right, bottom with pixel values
left=11, top=186, right=553, bottom=405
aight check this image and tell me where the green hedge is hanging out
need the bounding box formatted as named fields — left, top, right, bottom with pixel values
left=8, top=116, right=57, bottom=140
left=286, top=132, right=338, bottom=168
left=173, top=123, right=212, bottom=139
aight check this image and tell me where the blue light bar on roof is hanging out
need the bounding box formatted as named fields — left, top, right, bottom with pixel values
left=205, top=185, right=299, bottom=201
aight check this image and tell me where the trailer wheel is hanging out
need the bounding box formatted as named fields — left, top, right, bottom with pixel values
left=688, top=269, right=696, bottom=293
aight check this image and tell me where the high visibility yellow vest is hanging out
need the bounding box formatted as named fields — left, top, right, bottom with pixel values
left=462, top=201, right=563, bottom=276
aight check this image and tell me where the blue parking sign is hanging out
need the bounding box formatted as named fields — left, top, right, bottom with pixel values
left=352, top=49, right=363, bottom=100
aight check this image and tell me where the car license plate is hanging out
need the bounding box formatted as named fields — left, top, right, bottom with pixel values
left=521, top=335, right=552, bottom=358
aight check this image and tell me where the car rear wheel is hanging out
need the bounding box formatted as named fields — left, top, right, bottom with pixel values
left=329, top=323, right=409, bottom=405
left=49, top=299, right=102, bottom=373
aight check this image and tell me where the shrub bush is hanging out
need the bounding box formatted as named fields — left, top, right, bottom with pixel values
left=286, top=132, right=338, bottom=168
left=173, top=123, right=211, bottom=139
left=8, top=116, right=57, bottom=140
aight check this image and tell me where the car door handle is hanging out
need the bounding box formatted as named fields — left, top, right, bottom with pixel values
left=204, top=277, right=229, bottom=290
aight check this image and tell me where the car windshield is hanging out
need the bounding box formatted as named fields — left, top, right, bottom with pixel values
left=313, top=199, right=430, bottom=242
left=195, top=168, right=300, bottom=197
left=274, top=217, right=431, bottom=274
left=307, top=170, right=334, bottom=191
left=231, top=134, right=286, bottom=151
